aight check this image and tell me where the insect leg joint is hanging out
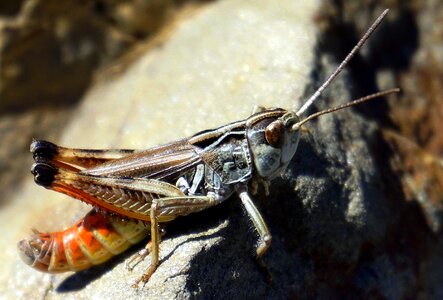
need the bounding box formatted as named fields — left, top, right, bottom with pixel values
left=236, top=185, right=272, bottom=257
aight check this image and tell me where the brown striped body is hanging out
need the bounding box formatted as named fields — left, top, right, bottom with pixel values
left=18, top=209, right=148, bottom=272
left=18, top=10, right=398, bottom=286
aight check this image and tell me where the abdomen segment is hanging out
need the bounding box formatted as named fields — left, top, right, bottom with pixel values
left=18, top=209, right=148, bottom=273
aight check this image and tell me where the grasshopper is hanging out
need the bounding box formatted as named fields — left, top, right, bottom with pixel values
left=19, top=9, right=398, bottom=287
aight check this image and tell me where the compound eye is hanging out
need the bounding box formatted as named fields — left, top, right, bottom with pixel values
left=265, top=120, right=284, bottom=147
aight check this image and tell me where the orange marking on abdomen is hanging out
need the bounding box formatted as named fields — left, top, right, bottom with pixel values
left=18, top=209, right=148, bottom=273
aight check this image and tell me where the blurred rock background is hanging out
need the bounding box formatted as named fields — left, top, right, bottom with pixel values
left=0, top=0, right=179, bottom=208
left=0, top=0, right=442, bottom=299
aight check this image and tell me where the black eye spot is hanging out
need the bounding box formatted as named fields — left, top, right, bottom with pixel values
left=265, top=120, right=284, bottom=148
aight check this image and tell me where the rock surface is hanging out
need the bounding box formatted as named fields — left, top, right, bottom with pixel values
left=1, top=0, right=443, bottom=299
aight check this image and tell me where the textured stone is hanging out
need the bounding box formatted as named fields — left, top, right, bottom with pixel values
left=0, top=0, right=173, bottom=113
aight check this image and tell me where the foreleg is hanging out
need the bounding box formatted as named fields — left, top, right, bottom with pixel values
left=236, top=185, right=272, bottom=280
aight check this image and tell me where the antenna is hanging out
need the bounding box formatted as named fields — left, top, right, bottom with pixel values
left=296, top=9, right=390, bottom=116
left=292, top=88, right=400, bottom=131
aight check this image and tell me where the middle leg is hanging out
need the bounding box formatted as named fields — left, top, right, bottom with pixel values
left=133, top=194, right=219, bottom=286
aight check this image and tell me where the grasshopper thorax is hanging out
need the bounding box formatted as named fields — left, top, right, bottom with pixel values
left=246, top=109, right=301, bottom=180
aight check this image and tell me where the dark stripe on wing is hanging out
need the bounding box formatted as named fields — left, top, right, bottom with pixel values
left=81, top=139, right=202, bottom=180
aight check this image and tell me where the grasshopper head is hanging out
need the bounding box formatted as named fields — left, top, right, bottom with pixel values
left=246, top=9, right=399, bottom=182
left=245, top=87, right=399, bottom=180
left=247, top=110, right=301, bottom=180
